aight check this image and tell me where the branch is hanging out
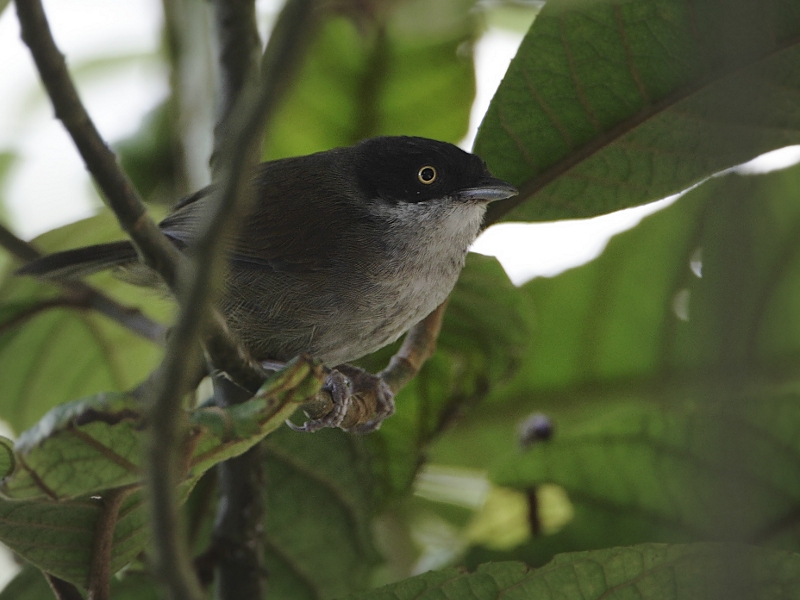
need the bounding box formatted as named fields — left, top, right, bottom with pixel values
left=87, top=487, right=134, bottom=600
left=161, top=0, right=216, bottom=192
left=201, top=0, right=322, bottom=392
left=211, top=0, right=261, bottom=174
left=0, top=222, right=39, bottom=262
left=14, top=0, right=183, bottom=288
left=146, top=2, right=320, bottom=599
left=0, top=222, right=166, bottom=344
left=212, top=376, right=266, bottom=600
left=0, top=297, right=85, bottom=335
left=208, top=2, right=321, bottom=599
left=380, top=302, right=447, bottom=393
left=299, top=302, right=448, bottom=429
left=145, top=313, right=207, bottom=600
left=15, top=0, right=261, bottom=386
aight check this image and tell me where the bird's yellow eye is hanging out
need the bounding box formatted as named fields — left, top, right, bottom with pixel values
left=418, top=165, right=437, bottom=184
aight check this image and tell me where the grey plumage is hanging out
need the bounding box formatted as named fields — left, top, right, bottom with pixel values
left=18, top=136, right=516, bottom=367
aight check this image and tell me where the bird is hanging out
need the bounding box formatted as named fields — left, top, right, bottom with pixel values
left=18, top=136, right=517, bottom=432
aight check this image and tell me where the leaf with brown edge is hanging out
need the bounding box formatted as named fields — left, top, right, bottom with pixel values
left=0, top=484, right=187, bottom=589
left=0, top=357, right=323, bottom=588
left=0, top=355, right=324, bottom=501
left=477, top=0, right=800, bottom=224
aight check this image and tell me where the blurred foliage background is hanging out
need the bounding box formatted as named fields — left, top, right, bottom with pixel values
left=1, top=0, right=800, bottom=598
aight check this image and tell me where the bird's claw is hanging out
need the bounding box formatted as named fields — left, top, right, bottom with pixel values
left=287, top=365, right=395, bottom=434
left=286, top=370, right=351, bottom=433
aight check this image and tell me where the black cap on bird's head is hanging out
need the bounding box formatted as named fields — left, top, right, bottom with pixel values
left=353, top=136, right=517, bottom=205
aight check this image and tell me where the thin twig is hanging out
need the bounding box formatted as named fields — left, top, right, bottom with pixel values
left=380, top=302, right=448, bottom=393
left=0, top=222, right=39, bottom=262
left=211, top=0, right=261, bottom=175
left=14, top=0, right=183, bottom=287
left=15, top=0, right=260, bottom=373
left=0, top=297, right=85, bottom=335
left=146, top=339, right=206, bottom=600
left=0, top=222, right=166, bottom=343
left=87, top=487, right=134, bottom=600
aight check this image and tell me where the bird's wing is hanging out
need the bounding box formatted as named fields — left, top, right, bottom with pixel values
left=159, top=158, right=369, bottom=273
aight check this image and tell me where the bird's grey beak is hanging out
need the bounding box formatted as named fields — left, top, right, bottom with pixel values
left=457, top=177, right=518, bottom=203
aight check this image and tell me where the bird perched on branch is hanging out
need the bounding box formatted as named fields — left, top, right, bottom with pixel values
left=18, top=136, right=517, bottom=433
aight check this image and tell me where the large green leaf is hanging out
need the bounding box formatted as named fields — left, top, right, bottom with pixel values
left=0, top=213, right=172, bottom=433
left=0, top=488, right=153, bottom=589
left=432, top=162, right=800, bottom=567
left=181, top=427, right=382, bottom=600
left=341, top=544, right=800, bottom=600
left=466, top=394, right=800, bottom=568
left=264, top=0, right=476, bottom=159
left=477, top=0, right=800, bottom=223
left=0, top=358, right=323, bottom=587
left=261, top=428, right=380, bottom=599
left=0, top=564, right=163, bottom=599
left=504, top=162, right=800, bottom=402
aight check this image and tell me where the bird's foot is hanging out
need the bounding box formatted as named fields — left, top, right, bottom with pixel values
left=286, top=364, right=394, bottom=434
left=286, top=369, right=352, bottom=433
left=337, top=364, right=395, bottom=434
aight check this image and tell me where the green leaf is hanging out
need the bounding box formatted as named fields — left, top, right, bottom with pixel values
left=0, top=437, right=14, bottom=480
left=473, top=394, right=800, bottom=566
left=0, top=358, right=323, bottom=587
left=432, top=163, right=800, bottom=567
left=498, top=163, right=800, bottom=401
left=1, top=356, right=323, bottom=501
left=342, top=544, right=800, bottom=600
left=264, top=0, right=476, bottom=159
left=477, top=0, right=800, bottom=223
left=260, top=428, right=381, bottom=599
left=0, top=564, right=166, bottom=600
left=452, top=163, right=800, bottom=573
left=0, top=213, right=171, bottom=433
left=180, top=428, right=381, bottom=599
left=0, top=487, right=152, bottom=589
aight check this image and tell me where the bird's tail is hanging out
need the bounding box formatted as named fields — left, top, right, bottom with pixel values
left=16, top=241, right=139, bottom=280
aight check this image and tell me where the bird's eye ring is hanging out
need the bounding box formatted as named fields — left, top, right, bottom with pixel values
left=418, top=166, right=437, bottom=184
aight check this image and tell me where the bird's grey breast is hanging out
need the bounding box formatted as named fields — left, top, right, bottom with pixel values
left=222, top=187, right=486, bottom=366
left=345, top=197, right=487, bottom=357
